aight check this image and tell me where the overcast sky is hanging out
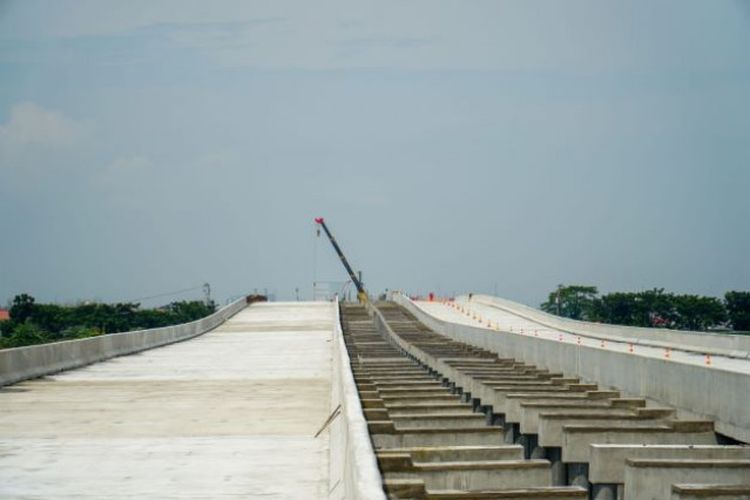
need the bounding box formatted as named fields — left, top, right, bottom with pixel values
left=1, top=0, right=749, bottom=307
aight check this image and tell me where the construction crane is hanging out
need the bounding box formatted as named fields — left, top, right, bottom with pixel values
left=314, top=217, right=368, bottom=303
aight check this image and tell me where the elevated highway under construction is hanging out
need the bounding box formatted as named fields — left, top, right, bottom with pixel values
left=2, top=292, right=749, bottom=499
left=2, top=216, right=749, bottom=499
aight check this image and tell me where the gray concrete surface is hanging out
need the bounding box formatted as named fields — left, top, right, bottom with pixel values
left=562, top=425, right=718, bottom=463
left=461, top=294, right=750, bottom=357
left=537, top=411, right=672, bottom=448
left=0, top=298, right=248, bottom=387
left=589, top=444, right=750, bottom=484
left=421, top=297, right=750, bottom=375
left=379, top=445, right=525, bottom=462
left=328, top=301, right=387, bottom=500
left=385, top=459, right=552, bottom=490
left=671, top=483, right=750, bottom=499
left=395, top=294, right=750, bottom=443
left=0, top=302, right=334, bottom=499
left=623, top=458, right=750, bottom=500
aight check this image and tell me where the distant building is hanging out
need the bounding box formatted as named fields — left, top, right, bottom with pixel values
left=0, top=309, right=9, bottom=321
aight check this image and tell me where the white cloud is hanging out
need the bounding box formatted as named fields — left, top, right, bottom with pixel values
left=0, top=102, right=84, bottom=153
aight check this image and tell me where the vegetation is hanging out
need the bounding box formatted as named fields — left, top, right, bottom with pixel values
left=541, top=285, right=598, bottom=320
left=0, top=294, right=216, bottom=349
left=541, top=285, right=748, bottom=332
left=725, top=291, right=750, bottom=331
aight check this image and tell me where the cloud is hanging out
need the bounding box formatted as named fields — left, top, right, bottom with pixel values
left=3, top=1, right=748, bottom=73
left=163, top=18, right=286, bottom=49
left=0, top=102, right=84, bottom=154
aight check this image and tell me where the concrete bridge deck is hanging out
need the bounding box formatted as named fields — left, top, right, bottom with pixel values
left=363, top=300, right=750, bottom=499
left=403, top=294, right=750, bottom=444
left=0, top=302, right=334, bottom=499
left=3, top=294, right=748, bottom=499
left=416, top=299, right=750, bottom=374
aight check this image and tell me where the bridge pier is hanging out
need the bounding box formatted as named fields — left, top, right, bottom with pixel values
left=592, top=483, right=617, bottom=500
left=567, top=462, right=590, bottom=489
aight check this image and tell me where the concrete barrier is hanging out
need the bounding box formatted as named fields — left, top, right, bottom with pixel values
left=461, top=294, right=750, bottom=358
left=328, top=301, right=387, bottom=500
left=393, top=293, right=750, bottom=444
left=589, top=444, right=750, bottom=485
left=623, top=458, right=750, bottom=500
left=0, top=298, right=248, bottom=387
left=671, top=483, right=750, bottom=499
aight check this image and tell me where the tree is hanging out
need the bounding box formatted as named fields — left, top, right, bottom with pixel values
left=166, top=300, right=215, bottom=323
left=725, top=291, right=750, bottom=331
left=541, top=285, right=598, bottom=320
left=637, top=288, right=679, bottom=328
left=1, top=321, right=49, bottom=348
left=61, top=326, right=102, bottom=340
left=588, top=289, right=677, bottom=328
left=589, top=292, right=642, bottom=326
left=586, top=289, right=730, bottom=331
left=0, top=296, right=216, bottom=350
left=9, top=293, right=36, bottom=323
left=673, top=295, right=727, bottom=331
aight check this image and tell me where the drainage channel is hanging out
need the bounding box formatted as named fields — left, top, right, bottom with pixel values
left=341, top=302, right=750, bottom=500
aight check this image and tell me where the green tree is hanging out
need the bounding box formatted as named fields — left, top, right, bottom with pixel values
left=672, top=295, right=727, bottom=330
left=1, top=296, right=215, bottom=350
left=588, top=289, right=728, bottom=331
left=61, top=326, right=103, bottom=340
left=9, top=293, right=36, bottom=323
left=165, top=300, right=216, bottom=323
left=636, top=288, right=678, bottom=328
left=589, top=292, right=641, bottom=325
left=0, top=319, right=11, bottom=337
left=589, top=289, right=677, bottom=328
left=725, top=291, right=750, bottom=331
left=541, top=285, right=598, bottom=320
left=1, top=321, right=49, bottom=348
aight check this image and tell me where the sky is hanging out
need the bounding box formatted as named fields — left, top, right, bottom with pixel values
left=1, top=0, right=749, bottom=307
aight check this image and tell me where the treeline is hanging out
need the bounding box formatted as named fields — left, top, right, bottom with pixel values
left=540, top=286, right=750, bottom=332
left=0, top=294, right=216, bottom=349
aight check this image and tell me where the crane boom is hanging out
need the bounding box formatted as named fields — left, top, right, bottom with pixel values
left=314, top=217, right=367, bottom=303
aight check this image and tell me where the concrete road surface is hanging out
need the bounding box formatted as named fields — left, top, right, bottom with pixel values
left=0, top=302, right=334, bottom=499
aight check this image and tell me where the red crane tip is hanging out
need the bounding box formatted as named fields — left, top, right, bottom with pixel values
left=314, top=217, right=324, bottom=224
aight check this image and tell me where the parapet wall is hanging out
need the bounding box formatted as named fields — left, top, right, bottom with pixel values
left=328, top=301, right=386, bottom=500
left=0, top=298, right=248, bottom=387
left=394, top=293, right=750, bottom=444
left=461, top=294, right=750, bottom=357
